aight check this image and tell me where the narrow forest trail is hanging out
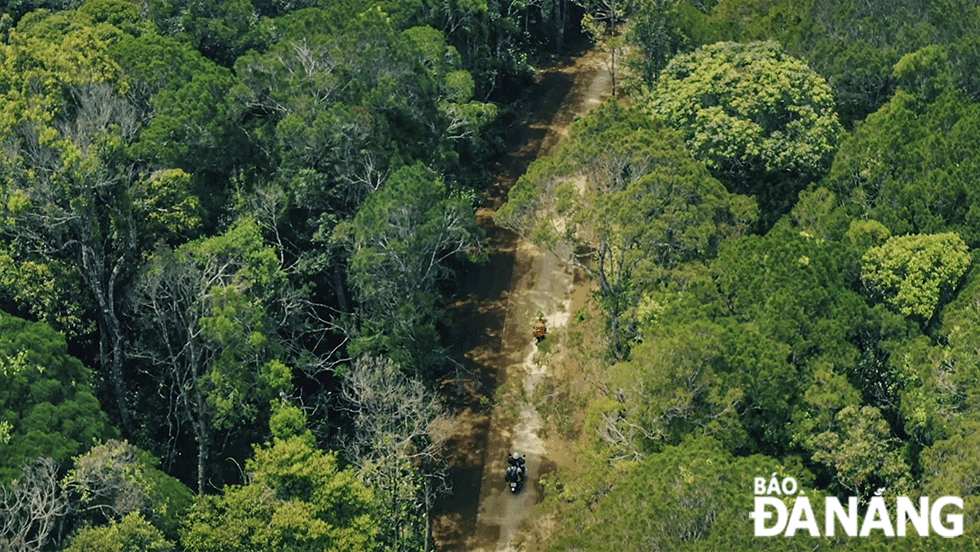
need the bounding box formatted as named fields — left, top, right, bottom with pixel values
left=433, top=46, right=612, bottom=552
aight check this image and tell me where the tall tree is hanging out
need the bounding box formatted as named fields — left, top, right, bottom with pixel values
left=342, top=163, right=483, bottom=371
left=498, top=101, right=756, bottom=354
left=0, top=458, right=69, bottom=552
left=645, top=40, right=843, bottom=223
left=0, top=311, right=109, bottom=484
left=180, top=405, right=380, bottom=552
left=340, top=355, right=449, bottom=551
left=130, top=218, right=293, bottom=493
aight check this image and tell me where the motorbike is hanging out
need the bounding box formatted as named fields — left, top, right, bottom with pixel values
left=505, top=463, right=526, bottom=493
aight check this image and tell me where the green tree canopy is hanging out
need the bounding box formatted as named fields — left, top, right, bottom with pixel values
left=343, top=163, right=483, bottom=371
left=645, top=40, right=843, bottom=221
left=65, top=440, right=194, bottom=539
left=63, top=512, right=175, bottom=552
left=547, top=437, right=809, bottom=552
left=861, top=232, right=971, bottom=322
left=824, top=88, right=980, bottom=247
left=130, top=218, right=294, bottom=492
left=180, top=407, right=380, bottom=552
left=498, top=101, right=756, bottom=353
left=0, top=311, right=109, bottom=483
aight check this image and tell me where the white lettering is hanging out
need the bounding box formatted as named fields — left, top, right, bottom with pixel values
left=781, top=477, right=798, bottom=496
left=754, top=477, right=767, bottom=495
left=825, top=496, right=858, bottom=537
left=785, top=497, right=819, bottom=536
left=767, top=475, right=782, bottom=496
left=896, top=497, right=929, bottom=537
left=859, top=497, right=894, bottom=537
left=751, top=497, right=787, bottom=537
left=932, top=496, right=963, bottom=538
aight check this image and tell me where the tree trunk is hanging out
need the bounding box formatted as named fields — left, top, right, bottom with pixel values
left=82, top=246, right=133, bottom=435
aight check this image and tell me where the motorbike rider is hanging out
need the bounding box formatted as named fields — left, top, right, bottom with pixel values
left=507, top=452, right=526, bottom=479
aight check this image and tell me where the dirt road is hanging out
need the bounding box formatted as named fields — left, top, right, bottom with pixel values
left=433, top=46, right=612, bottom=552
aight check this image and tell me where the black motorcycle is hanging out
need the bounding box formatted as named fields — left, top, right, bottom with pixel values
left=505, top=454, right=527, bottom=493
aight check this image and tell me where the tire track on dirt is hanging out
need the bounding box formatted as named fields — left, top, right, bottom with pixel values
left=433, top=46, right=612, bottom=552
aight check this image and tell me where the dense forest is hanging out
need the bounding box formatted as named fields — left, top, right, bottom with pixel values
left=0, top=0, right=583, bottom=549
left=498, top=0, right=980, bottom=550
left=3, top=0, right=980, bottom=550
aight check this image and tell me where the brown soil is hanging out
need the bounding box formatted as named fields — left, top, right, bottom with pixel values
left=432, top=46, right=612, bottom=552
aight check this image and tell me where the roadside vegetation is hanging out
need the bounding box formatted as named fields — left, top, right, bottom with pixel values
left=3, top=0, right=980, bottom=550
left=0, top=0, right=586, bottom=550
left=500, top=0, right=980, bottom=549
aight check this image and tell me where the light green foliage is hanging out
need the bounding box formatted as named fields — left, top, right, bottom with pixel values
left=548, top=437, right=811, bottom=551
left=861, top=232, right=971, bottom=321
left=807, top=405, right=910, bottom=498
left=77, top=0, right=157, bottom=37
left=131, top=218, right=292, bottom=491
left=268, top=401, right=309, bottom=441
left=181, top=414, right=379, bottom=552
left=0, top=9, right=123, bottom=134
left=63, top=512, right=174, bottom=552
left=132, top=169, right=204, bottom=241
left=601, top=322, right=744, bottom=457
left=924, top=267, right=980, bottom=436
left=647, top=41, right=842, bottom=190
left=650, top=0, right=960, bottom=126
left=344, top=163, right=482, bottom=370
left=0, top=243, right=93, bottom=330
left=0, top=311, right=109, bottom=483
left=498, top=101, right=756, bottom=351
left=65, top=440, right=194, bottom=539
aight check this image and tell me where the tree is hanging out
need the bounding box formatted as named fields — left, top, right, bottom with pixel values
left=646, top=40, right=843, bottom=222
left=0, top=458, right=68, bottom=552
left=130, top=218, right=293, bottom=493
left=64, top=440, right=194, bottom=539
left=340, top=355, right=449, bottom=551
left=0, top=311, right=109, bottom=483
left=861, top=232, right=971, bottom=322
left=180, top=406, right=380, bottom=552
left=498, top=101, right=756, bottom=354
left=824, top=88, right=980, bottom=247
left=0, top=12, right=140, bottom=429
left=597, top=321, right=745, bottom=459
left=342, top=163, right=483, bottom=371
left=626, top=0, right=689, bottom=83
left=546, top=437, right=808, bottom=552
left=62, top=512, right=174, bottom=552
left=807, top=404, right=911, bottom=499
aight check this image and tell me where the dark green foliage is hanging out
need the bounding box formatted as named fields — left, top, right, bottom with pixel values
left=825, top=88, right=980, bottom=247
left=548, top=438, right=811, bottom=551
left=344, top=164, right=483, bottom=372
left=0, top=311, right=110, bottom=483
left=130, top=218, right=293, bottom=492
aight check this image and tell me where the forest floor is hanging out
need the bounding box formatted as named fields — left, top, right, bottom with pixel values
left=432, top=44, right=613, bottom=552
